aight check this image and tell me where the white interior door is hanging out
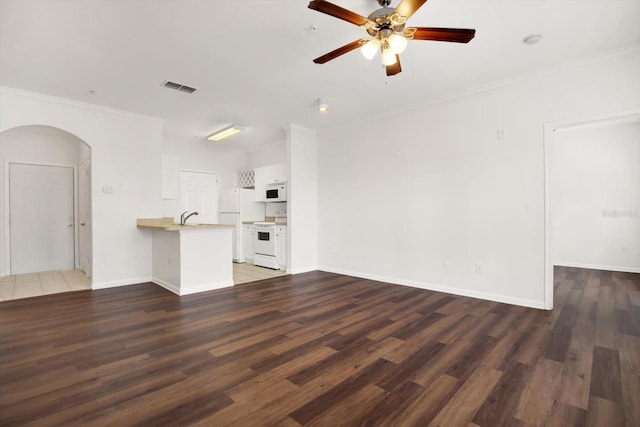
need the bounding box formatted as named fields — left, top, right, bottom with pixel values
left=179, top=171, right=218, bottom=224
left=78, top=159, right=92, bottom=277
left=9, top=163, right=75, bottom=274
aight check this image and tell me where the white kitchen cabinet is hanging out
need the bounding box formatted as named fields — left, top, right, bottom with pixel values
left=276, top=225, right=287, bottom=269
left=243, top=224, right=254, bottom=263
left=254, top=163, right=287, bottom=201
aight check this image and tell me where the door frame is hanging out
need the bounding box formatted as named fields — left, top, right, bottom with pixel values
left=543, top=109, right=640, bottom=310
left=78, top=158, right=92, bottom=277
left=3, top=160, right=78, bottom=276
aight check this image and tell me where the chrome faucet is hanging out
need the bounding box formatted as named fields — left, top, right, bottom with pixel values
left=181, top=211, right=199, bottom=225
left=180, top=211, right=189, bottom=225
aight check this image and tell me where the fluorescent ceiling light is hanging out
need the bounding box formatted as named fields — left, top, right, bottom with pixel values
left=207, top=124, right=245, bottom=142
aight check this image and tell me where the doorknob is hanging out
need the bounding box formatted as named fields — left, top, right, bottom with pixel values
left=68, top=224, right=73, bottom=227
left=80, top=223, right=86, bottom=226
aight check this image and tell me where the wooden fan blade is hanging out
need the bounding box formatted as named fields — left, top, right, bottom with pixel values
left=394, top=0, right=429, bottom=20
left=386, top=55, right=402, bottom=76
left=410, top=27, right=476, bottom=43
left=308, top=0, right=372, bottom=27
left=313, top=39, right=368, bottom=64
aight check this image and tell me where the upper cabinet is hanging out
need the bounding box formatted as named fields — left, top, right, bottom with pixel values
left=254, top=163, right=287, bottom=202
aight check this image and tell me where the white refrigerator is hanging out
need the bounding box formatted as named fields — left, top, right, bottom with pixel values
left=218, top=188, right=265, bottom=262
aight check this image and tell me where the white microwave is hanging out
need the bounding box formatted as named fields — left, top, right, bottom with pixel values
left=265, top=182, right=286, bottom=202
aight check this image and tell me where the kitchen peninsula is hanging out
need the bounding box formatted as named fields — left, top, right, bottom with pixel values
left=137, top=217, right=234, bottom=295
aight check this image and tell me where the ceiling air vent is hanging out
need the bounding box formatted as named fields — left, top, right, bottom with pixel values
left=162, top=80, right=197, bottom=94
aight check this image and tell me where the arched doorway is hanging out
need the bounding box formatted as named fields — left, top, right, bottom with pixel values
left=0, top=125, right=93, bottom=300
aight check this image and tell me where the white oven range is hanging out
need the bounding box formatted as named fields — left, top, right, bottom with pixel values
left=253, top=222, right=279, bottom=269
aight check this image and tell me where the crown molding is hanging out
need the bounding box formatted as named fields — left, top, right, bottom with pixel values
left=320, top=43, right=640, bottom=135
left=0, top=86, right=165, bottom=124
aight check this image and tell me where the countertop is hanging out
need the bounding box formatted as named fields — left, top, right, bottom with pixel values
left=137, top=217, right=234, bottom=231
left=243, top=219, right=287, bottom=226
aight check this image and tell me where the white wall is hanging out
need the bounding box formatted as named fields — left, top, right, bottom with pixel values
left=247, top=142, right=286, bottom=170
left=0, top=125, right=85, bottom=164
left=0, top=87, right=163, bottom=288
left=287, top=124, right=318, bottom=273
left=162, top=139, right=248, bottom=190
left=552, top=118, right=640, bottom=272
left=317, top=48, right=640, bottom=309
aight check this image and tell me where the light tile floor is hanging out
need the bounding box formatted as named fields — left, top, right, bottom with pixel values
left=0, top=264, right=284, bottom=302
left=0, top=270, right=91, bottom=302
left=233, top=262, right=287, bottom=285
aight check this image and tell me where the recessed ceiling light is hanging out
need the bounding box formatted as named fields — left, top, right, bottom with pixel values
left=317, top=98, right=328, bottom=112
left=523, top=34, right=542, bottom=45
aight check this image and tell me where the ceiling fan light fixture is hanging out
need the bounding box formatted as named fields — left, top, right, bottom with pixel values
left=387, top=33, right=407, bottom=54
left=307, top=0, right=476, bottom=76
left=360, top=38, right=380, bottom=60
left=207, top=124, right=245, bottom=142
left=381, top=47, right=397, bottom=66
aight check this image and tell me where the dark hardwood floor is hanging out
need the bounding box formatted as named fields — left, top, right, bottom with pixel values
left=0, top=266, right=638, bottom=426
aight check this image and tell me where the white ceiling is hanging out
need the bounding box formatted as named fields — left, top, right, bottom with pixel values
left=1, top=0, right=639, bottom=152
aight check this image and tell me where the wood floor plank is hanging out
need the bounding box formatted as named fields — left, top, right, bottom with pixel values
left=393, top=374, right=459, bottom=426
left=305, top=383, right=389, bottom=427
left=557, top=311, right=595, bottom=409
left=472, top=361, right=532, bottom=426
left=617, top=334, right=640, bottom=427
left=286, top=335, right=403, bottom=387
left=589, top=346, right=623, bottom=403
left=429, top=364, right=502, bottom=426
left=514, top=324, right=551, bottom=365
left=546, top=400, right=588, bottom=427
left=0, top=267, right=638, bottom=426
left=444, top=335, right=499, bottom=381
left=586, top=395, right=625, bottom=427
left=354, top=380, right=426, bottom=425
left=513, top=358, right=564, bottom=425
left=376, top=340, right=446, bottom=391
left=288, top=358, right=396, bottom=425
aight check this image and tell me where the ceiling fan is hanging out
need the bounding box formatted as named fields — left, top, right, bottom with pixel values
left=308, top=0, right=476, bottom=76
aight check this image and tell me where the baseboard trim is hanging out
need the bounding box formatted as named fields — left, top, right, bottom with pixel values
left=151, top=277, right=180, bottom=295
left=152, top=277, right=234, bottom=296
left=91, top=276, right=152, bottom=290
left=319, top=266, right=545, bottom=310
left=554, top=261, right=640, bottom=274
left=180, top=280, right=234, bottom=295
left=289, top=265, right=318, bottom=275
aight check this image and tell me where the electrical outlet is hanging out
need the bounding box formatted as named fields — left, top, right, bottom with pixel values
left=475, top=263, right=483, bottom=273
left=444, top=259, right=452, bottom=270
